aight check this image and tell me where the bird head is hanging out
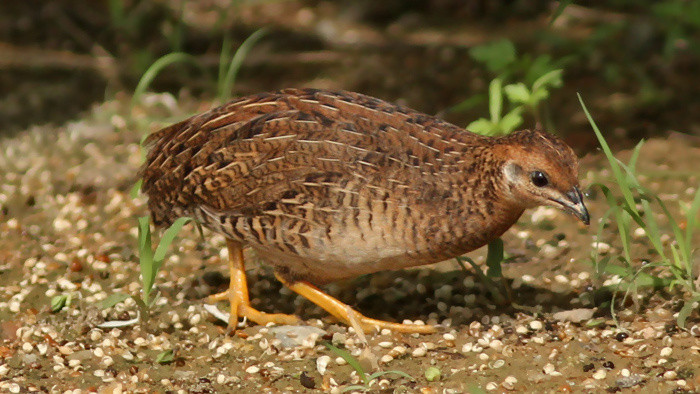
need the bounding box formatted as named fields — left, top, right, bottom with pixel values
left=497, top=129, right=590, bottom=225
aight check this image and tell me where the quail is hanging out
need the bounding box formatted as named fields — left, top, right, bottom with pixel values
left=142, top=88, right=589, bottom=333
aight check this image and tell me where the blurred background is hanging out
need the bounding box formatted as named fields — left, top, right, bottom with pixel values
left=1, top=0, right=699, bottom=147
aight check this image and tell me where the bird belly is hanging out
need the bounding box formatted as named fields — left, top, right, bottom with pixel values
left=252, top=228, right=435, bottom=284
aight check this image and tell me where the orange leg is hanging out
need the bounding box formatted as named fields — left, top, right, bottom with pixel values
left=275, top=273, right=437, bottom=334
left=207, top=240, right=299, bottom=328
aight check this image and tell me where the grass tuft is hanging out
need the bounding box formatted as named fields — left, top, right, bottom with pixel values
left=578, top=93, right=699, bottom=327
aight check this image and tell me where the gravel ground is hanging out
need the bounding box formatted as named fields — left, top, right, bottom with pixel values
left=0, top=95, right=698, bottom=393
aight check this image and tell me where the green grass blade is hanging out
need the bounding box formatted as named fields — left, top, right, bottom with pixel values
left=684, top=185, right=700, bottom=259
left=101, top=292, right=131, bottom=309
left=577, top=94, right=637, bottom=213
left=485, top=238, right=504, bottom=278
left=324, top=343, right=368, bottom=385
left=219, top=34, right=232, bottom=86
left=137, top=216, right=155, bottom=302
left=677, top=294, right=700, bottom=328
left=153, top=217, right=191, bottom=263
left=219, top=28, right=268, bottom=103
left=489, top=78, right=503, bottom=123
left=133, top=52, right=199, bottom=104
left=367, top=370, right=415, bottom=381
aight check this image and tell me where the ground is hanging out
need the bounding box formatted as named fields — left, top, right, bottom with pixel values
left=0, top=96, right=697, bottom=393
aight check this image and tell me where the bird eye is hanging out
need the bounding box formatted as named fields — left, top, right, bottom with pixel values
left=530, top=171, right=549, bottom=187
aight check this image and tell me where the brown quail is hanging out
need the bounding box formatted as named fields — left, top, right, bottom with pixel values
left=142, top=88, right=589, bottom=333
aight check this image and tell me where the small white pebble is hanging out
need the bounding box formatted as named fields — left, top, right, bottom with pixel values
left=93, top=348, right=105, bottom=358
left=380, top=354, right=393, bottom=364
left=335, top=356, right=347, bottom=365
left=492, top=359, right=505, bottom=368
left=216, top=374, right=227, bottom=384
left=443, top=333, right=456, bottom=341
left=515, top=325, right=528, bottom=335
left=543, top=363, right=556, bottom=375
left=22, top=342, right=33, bottom=353
left=377, top=341, right=393, bottom=349
left=592, top=369, right=607, bottom=380
left=101, top=356, right=114, bottom=367
left=676, top=379, right=687, bottom=387
left=245, top=365, right=260, bottom=374
left=479, top=353, right=489, bottom=361
left=316, top=355, right=331, bottom=375
left=0, top=364, right=10, bottom=376
left=504, top=376, right=517, bottom=384
left=461, top=342, right=473, bottom=353
left=489, top=340, right=504, bottom=352
left=529, top=321, right=543, bottom=330
left=620, top=368, right=630, bottom=377
left=412, top=347, right=426, bottom=357
left=485, top=382, right=498, bottom=391
left=380, top=328, right=392, bottom=335
left=660, top=347, right=672, bottom=357
left=663, top=370, right=677, bottom=380
left=90, top=330, right=102, bottom=342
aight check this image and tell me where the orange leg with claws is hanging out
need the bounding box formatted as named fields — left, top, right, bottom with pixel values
left=207, top=240, right=299, bottom=327
left=275, top=274, right=437, bottom=334
left=208, top=240, right=436, bottom=334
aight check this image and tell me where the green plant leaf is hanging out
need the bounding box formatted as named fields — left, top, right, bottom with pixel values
left=485, top=239, right=504, bottom=278
left=156, top=349, right=174, bottom=364
left=323, top=343, right=368, bottom=385
left=677, top=295, right=700, bottom=327
left=367, top=370, right=415, bottom=382
left=153, top=217, right=192, bottom=263
left=51, top=295, right=69, bottom=313
left=133, top=52, right=200, bottom=104
left=466, top=119, right=497, bottom=135
left=101, top=293, right=131, bottom=309
left=137, top=216, right=155, bottom=303
left=578, top=94, right=638, bottom=214
left=469, top=39, right=516, bottom=74
left=504, top=83, right=530, bottom=105
left=218, top=28, right=268, bottom=102
left=532, top=69, right=563, bottom=93
left=499, top=107, right=524, bottom=134
left=488, top=78, right=503, bottom=123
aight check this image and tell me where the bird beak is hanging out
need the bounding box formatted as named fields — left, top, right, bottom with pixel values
left=552, top=186, right=590, bottom=225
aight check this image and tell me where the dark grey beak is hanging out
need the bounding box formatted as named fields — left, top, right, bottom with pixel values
left=554, top=186, right=590, bottom=225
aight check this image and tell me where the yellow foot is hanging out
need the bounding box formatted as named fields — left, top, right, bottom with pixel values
left=208, top=240, right=300, bottom=328
left=275, top=273, right=436, bottom=334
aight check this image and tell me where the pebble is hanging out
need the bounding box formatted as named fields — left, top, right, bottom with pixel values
left=660, top=347, right=672, bottom=357
left=316, top=355, right=331, bottom=375
left=592, top=369, right=607, bottom=380
left=489, top=340, right=504, bottom=352
left=485, top=382, right=498, bottom=391
left=377, top=341, right=393, bottom=349
left=663, top=370, right=677, bottom=380
left=245, top=365, right=260, bottom=374
left=380, top=354, right=393, bottom=364
left=529, top=321, right=543, bottom=330
left=22, top=342, right=33, bottom=353
left=620, top=368, right=630, bottom=377
left=412, top=347, right=426, bottom=357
